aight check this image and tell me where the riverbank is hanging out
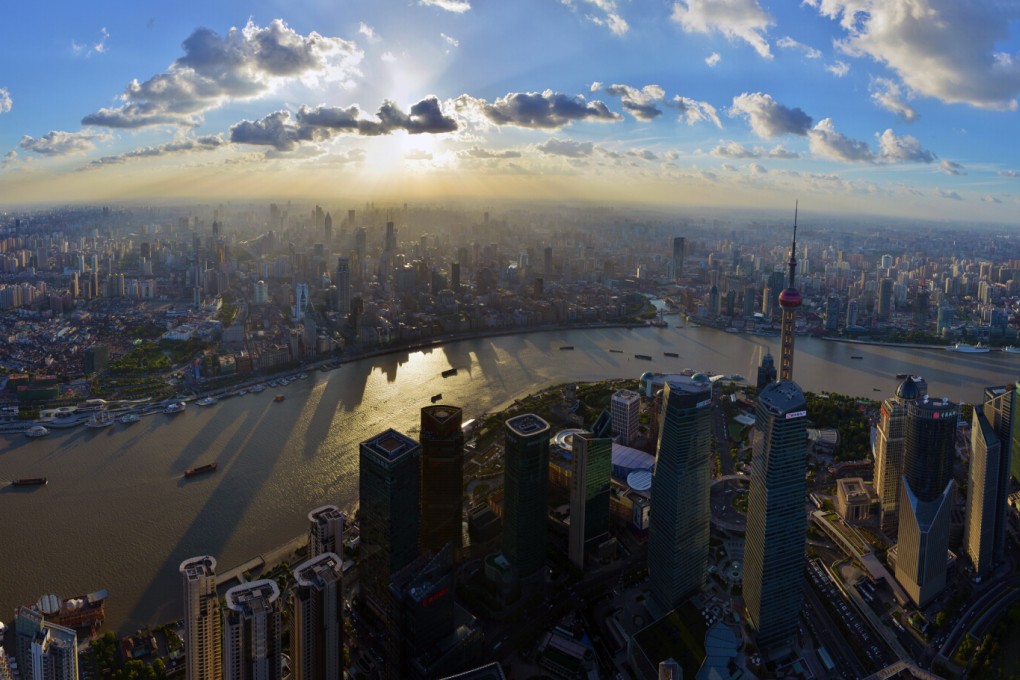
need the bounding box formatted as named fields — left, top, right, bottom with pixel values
left=819, top=336, right=951, bottom=351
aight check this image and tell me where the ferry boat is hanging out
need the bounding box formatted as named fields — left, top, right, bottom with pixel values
left=431, top=393, right=443, bottom=403
left=946, top=343, right=990, bottom=353
left=85, top=411, right=115, bottom=428
left=183, top=463, right=217, bottom=478
left=441, top=368, right=458, bottom=378
left=664, top=352, right=679, bottom=358
left=197, top=396, right=219, bottom=407
left=274, top=395, right=285, bottom=402
left=647, top=318, right=668, bottom=328
left=609, top=349, right=623, bottom=353
left=24, top=425, right=49, bottom=438
left=635, top=354, right=652, bottom=361
left=1003, top=347, right=1020, bottom=354
left=560, top=346, right=575, bottom=350
left=11, top=477, right=47, bottom=487
left=118, top=413, right=141, bottom=424
left=164, top=402, right=186, bottom=414
left=850, top=355, right=864, bottom=360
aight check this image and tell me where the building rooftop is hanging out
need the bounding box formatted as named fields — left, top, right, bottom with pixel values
left=440, top=662, right=507, bottom=680
left=612, top=389, right=641, bottom=403
left=225, top=579, right=280, bottom=613
left=362, top=428, right=419, bottom=462
left=179, top=555, right=216, bottom=578
left=758, top=379, right=806, bottom=415
left=293, top=552, right=342, bottom=588
left=308, top=504, right=343, bottom=524
left=506, top=413, right=550, bottom=437
left=422, top=405, right=462, bottom=425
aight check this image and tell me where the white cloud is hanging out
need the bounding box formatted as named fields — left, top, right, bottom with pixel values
left=381, top=51, right=396, bottom=63
left=705, top=52, right=721, bottom=67
left=826, top=61, right=850, bottom=77
left=672, top=0, right=774, bottom=59
left=72, top=27, right=110, bottom=57
left=777, top=36, right=821, bottom=59
left=711, top=141, right=799, bottom=159
left=536, top=138, right=596, bottom=157
left=20, top=130, right=107, bottom=156
left=95, top=27, right=110, bottom=54
left=870, top=78, right=918, bottom=122
left=674, top=96, right=721, bottom=127
left=729, top=92, right=812, bottom=138
left=440, top=33, right=459, bottom=48
left=940, top=160, right=964, bottom=176
left=358, top=23, right=377, bottom=40
left=808, top=118, right=875, bottom=163
left=563, top=0, right=629, bottom=35
left=596, top=83, right=666, bottom=121
left=877, top=129, right=935, bottom=163
left=0, top=87, right=11, bottom=113
left=420, top=0, right=471, bottom=12
left=805, top=0, right=1020, bottom=110
left=999, top=169, right=1019, bottom=178
left=405, top=149, right=434, bottom=160
left=935, top=187, right=963, bottom=200
left=981, top=194, right=1002, bottom=203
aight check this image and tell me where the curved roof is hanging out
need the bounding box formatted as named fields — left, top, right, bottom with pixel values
left=612, top=444, right=656, bottom=473
left=640, top=371, right=655, bottom=381
left=627, top=470, right=653, bottom=491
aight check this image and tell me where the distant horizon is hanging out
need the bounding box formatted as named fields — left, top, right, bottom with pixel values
left=2, top=1, right=1019, bottom=222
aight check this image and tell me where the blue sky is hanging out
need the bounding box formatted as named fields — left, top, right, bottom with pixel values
left=2, top=0, right=1020, bottom=221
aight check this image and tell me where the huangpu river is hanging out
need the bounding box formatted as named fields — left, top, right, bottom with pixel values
left=0, top=322, right=1011, bottom=631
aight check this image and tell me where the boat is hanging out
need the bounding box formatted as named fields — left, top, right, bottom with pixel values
left=873, top=388, right=882, bottom=392
left=850, top=356, right=863, bottom=360
left=946, top=343, right=990, bottom=353
left=274, top=395, right=285, bottom=402
left=164, top=402, right=186, bottom=414
left=85, top=411, right=115, bottom=428
left=431, top=393, right=443, bottom=403
left=197, top=397, right=218, bottom=407
left=441, top=368, right=458, bottom=378
left=118, top=413, right=141, bottom=424
left=664, top=352, right=679, bottom=358
left=268, top=380, right=280, bottom=388
left=560, top=346, right=575, bottom=350
left=1003, top=347, right=1020, bottom=354
left=11, top=477, right=47, bottom=487
left=251, top=384, right=267, bottom=393
left=895, top=373, right=909, bottom=379
left=24, top=425, right=49, bottom=438
left=647, top=319, right=668, bottom=327
left=183, top=463, right=217, bottom=478
left=635, top=354, right=652, bottom=361
left=609, top=349, right=623, bottom=353
left=298, top=373, right=309, bottom=380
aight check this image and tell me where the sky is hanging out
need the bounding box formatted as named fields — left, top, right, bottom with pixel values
left=2, top=0, right=1020, bottom=222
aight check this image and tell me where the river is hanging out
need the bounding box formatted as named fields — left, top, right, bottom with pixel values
left=1, top=323, right=1014, bottom=632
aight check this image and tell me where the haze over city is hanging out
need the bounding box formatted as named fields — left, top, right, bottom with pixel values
left=1, top=0, right=1020, bottom=220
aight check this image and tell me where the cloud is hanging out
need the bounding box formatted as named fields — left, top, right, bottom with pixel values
left=705, top=52, right=721, bottom=67
left=456, top=90, right=622, bottom=129
left=935, top=187, right=963, bottom=200
left=95, top=27, right=110, bottom=54
left=381, top=51, right=396, bottom=63
left=536, top=138, right=595, bottom=157
left=82, top=19, right=362, bottom=128
left=777, top=36, right=821, bottom=59
left=982, top=194, right=1002, bottom=204
left=440, top=33, right=459, bottom=48
left=230, top=96, right=459, bottom=151
left=627, top=149, right=658, bottom=161
left=561, top=0, right=629, bottom=35
left=358, top=23, right=377, bottom=40
left=808, top=118, right=874, bottom=163
left=826, top=61, right=850, bottom=77
left=595, top=83, right=665, bottom=121
left=20, top=130, right=106, bottom=156
left=870, top=78, right=918, bottom=122
left=405, top=149, right=433, bottom=160
left=939, top=160, right=965, bottom=176
left=999, top=169, right=1019, bottom=178
left=72, top=27, right=110, bottom=57
left=877, top=129, right=935, bottom=163
left=672, top=0, right=774, bottom=59
left=749, top=162, right=768, bottom=175
left=419, top=0, right=471, bottom=13
left=82, top=135, right=226, bottom=169
left=0, top=87, right=11, bottom=113
left=674, top=96, right=722, bottom=127
left=729, top=92, right=812, bottom=138
left=805, top=0, right=1020, bottom=110
left=711, top=141, right=799, bottom=159
left=458, top=146, right=522, bottom=159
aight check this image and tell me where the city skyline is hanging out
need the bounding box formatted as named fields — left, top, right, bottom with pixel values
left=1, top=1, right=1019, bottom=221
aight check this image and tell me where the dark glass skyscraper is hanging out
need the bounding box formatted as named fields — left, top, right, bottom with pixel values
left=647, top=375, right=713, bottom=619
left=359, top=429, right=421, bottom=615
left=502, top=414, right=550, bottom=578
left=568, top=432, right=612, bottom=570
left=742, top=380, right=808, bottom=648
left=419, top=405, right=465, bottom=556
left=874, top=376, right=927, bottom=534
left=672, top=237, right=685, bottom=280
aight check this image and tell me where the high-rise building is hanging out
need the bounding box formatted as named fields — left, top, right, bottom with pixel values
left=419, top=406, right=465, bottom=556
left=610, top=389, right=641, bottom=446
left=647, top=375, right=713, bottom=619
left=502, top=414, right=551, bottom=578
left=672, top=237, right=685, bottom=280
left=568, top=432, right=612, bottom=569
left=387, top=544, right=457, bottom=680
left=385, top=221, right=397, bottom=253
left=896, top=397, right=958, bottom=607
left=825, top=295, right=840, bottom=331
left=755, top=351, right=776, bottom=391
left=335, top=258, right=351, bottom=313
left=253, top=280, right=268, bottom=305
left=846, top=298, right=859, bottom=327
left=31, top=622, right=78, bottom=680
left=878, top=277, right=893, bottom=321
left=964, top=385, right=1016, bottom=577
left=180, top=556, right=222, bottom=680
left=324, top=212, right=333, bottom=244
left=359, top=429, right=422, bottom=615
left=223, top=580, right=283, bottom=680
left=743, top=381, right=809, bottom=648
left=308, top=505, right=345, bottom=559
left=874, top=376, right=927, bottom=534
left=291, top=552, right=344, bottom=680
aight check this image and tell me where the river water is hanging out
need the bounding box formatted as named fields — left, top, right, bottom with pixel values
left=0, top=323, right=1014, bottom=631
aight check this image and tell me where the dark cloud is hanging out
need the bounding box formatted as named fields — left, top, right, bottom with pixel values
left=83, top=19, right=361, bottom=129
left=461, top=90, right=621, bottom=129
left=458, top=146, right=522, bottom=159
left=594, top=83, right=665, bottom=121
left=536, top=138, right=596, bottom=157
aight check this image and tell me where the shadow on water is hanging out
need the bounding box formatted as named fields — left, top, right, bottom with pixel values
left=125, top=400, right=301, bottom=628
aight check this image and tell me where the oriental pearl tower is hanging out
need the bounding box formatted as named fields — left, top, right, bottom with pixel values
left=777, top=203, right=801, bottom=382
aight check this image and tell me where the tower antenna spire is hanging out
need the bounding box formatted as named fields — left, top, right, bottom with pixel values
left=777, top=202, right=802, bottom=382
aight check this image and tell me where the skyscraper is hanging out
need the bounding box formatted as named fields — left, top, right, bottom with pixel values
left=964, top=385, right=1016, bottom=577
left=755, top=351, right=776, bottom=391
left=610, top=389, right=641, bottom=446
left=386, top=544, right=456, bottom=680
left=568, top=432, right=612, bottom=569
left=180, top=556, right=222, bottom=680
left=502, top=414, right=551, bottom=578
left=291, top=552, right=344, bottom=680
left=359, top=429, right=422, bottom=615
left=419, top=406, right=465, bottom=556
left=335, top=258, right=351, bottom=313
left=646, top=375, right=713, bottom=619
left=672, top=237, right=685, bottom=280
left=223, top=580, right=283, bottom=680
left=878, top=277, right=893, bottom=321
left=30, top=622, right=78, bottom=680
left=896, top=397, right=958, bottom=607
left=874, top=376, right=927, bottom=534
left=308, top=505, right=345, bottom=559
